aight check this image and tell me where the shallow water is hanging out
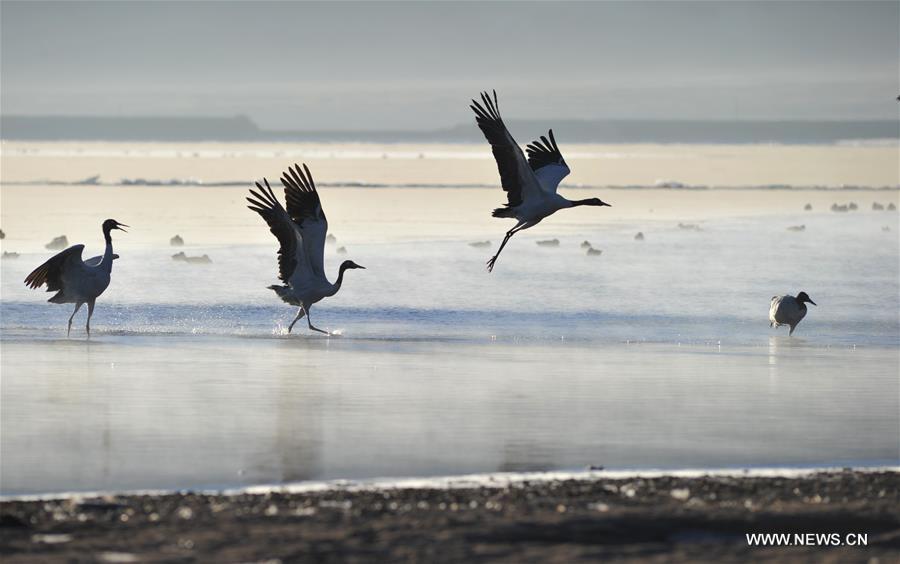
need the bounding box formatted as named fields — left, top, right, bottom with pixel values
left=2, top=209, right=898, bottom=345
left=2, top=204, right=898, bottom=495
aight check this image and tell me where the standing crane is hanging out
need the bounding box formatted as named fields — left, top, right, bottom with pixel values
left=24, top=219, right=127, bottom=337
left=470, top=91, right=612, bottom=272
left=769, top=292, right=817, bottom=336
left=247, top=163, right=365, bottom=335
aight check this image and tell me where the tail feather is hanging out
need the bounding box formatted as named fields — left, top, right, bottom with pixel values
left=492, top=206, right=516, bottom=218
left=268, top=284, right=298, bottom=305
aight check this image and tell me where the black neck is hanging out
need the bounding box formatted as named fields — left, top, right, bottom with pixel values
left=101, top=226, right=115, bottom=273
left=334, top=262, right=351, bottom=291
left=571, top=199, right=595, bottom=207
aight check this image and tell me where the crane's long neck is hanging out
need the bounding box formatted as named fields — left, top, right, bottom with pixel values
left=329, top=262, right=352, bottom=296
left=569, top=198, right=596, bottom=208
left=102, top=227, right=115, bottom=273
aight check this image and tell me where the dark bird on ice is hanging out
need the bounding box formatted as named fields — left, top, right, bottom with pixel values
left=769, top=292, right=817, bottom=336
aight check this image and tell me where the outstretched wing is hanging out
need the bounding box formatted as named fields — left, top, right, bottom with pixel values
left=280, top=163, right=328, bottom=280
left=24, top=244, right=86, bottom=291
left=246, top=179, right=300, bottom=284
left=470, top=90, right=543, bottom=208
left=526, top=129, right=570, bottom=194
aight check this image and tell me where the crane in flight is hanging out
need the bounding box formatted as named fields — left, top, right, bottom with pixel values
left=247, top=163, right=365, bottom=335
left=24, top=219, right=127, bottom=337
left=471, top=91, right=612, bottom=272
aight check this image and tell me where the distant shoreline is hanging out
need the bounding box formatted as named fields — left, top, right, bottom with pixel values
left=2, top=115, right=897, bottom=144
left=3, top=179, right=898, bottom=191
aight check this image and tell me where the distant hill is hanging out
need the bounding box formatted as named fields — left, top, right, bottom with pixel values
left=1, top=114, right=897, bottom=144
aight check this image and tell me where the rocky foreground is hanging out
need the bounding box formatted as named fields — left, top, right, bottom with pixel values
left=1, top=471, right=898, bottom=563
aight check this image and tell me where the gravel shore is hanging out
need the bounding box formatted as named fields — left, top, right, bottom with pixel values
left=2, top=471, right=898, bottom=563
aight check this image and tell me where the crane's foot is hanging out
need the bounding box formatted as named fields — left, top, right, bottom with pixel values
left=486, top=256, right=498, bottom=272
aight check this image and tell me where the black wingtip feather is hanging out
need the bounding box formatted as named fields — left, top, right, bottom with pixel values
left=472, top=91, right=503, bottom=123
left=304, top=164, right=315, bottom=190
left=526, top=129, right=566, bottom=171
left=278, top=163, right=325, bottom=225
left=283, top=163, right=315, bottom=193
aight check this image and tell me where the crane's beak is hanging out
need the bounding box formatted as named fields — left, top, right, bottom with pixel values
left=115, top=223, right=129, bottom=232
left=357, top=265, right=366, bottom=270
left=807, top=298, right=817, bottom=306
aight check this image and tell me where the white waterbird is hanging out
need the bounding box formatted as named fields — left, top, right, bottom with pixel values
left=471, top=91, right=612, bottom=272
left=247, top=163, right=365, bottom=335
left=24, top=219, right=127, bottom=337
left=769, top=292, right=817, bottom=336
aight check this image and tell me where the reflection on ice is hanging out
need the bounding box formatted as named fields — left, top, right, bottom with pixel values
left=1, top=337, right=897, bottom=496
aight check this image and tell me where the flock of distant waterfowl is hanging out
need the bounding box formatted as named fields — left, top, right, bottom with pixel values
left=9, top=91, right=899, bottom=338
left=827, top=201, right=896, bottom=213
left=470, top=238, right=608, bottom=255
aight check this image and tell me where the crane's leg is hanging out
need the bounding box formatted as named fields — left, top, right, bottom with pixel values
left=67, top=302, right=83, bottom=338
left=303, top=306, right=330, bottom=336
left=86, top=300, right=96, bottom=338
left=287, top=307, right=306, bottom=333
left=487, top=224, right=525, bottom=272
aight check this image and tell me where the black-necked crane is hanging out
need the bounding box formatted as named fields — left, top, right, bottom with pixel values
left=24, top=219, right=127, bottom=337
left=247, top=163, right=365, bottom=335
left=470, top=91, right=612, bottom=272
left=770, top=292, right=817, bottom=336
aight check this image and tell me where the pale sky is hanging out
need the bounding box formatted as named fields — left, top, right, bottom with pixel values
left=2, top=1, right=898, bottom=129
